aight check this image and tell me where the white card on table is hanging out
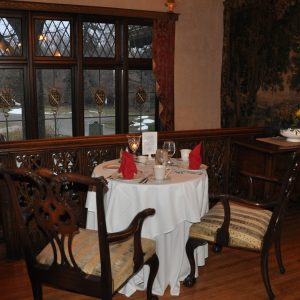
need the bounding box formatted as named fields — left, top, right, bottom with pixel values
left=142, top=132, right=157, bottom=156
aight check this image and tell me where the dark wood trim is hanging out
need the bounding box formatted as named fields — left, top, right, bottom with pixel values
left=0, top=127, right=265, bottom=152
left=0, top=1, right=179, bottom=20
left=26, top=11, right=37, bottom=139
left=75, top=15, right=84, bottom=137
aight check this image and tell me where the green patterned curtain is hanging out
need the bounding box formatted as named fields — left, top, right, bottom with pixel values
left=221, top=0, right=300, bottom=129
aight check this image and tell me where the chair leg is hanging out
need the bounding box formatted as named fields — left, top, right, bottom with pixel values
left=183, top=238, right=206, bottom=287
left=274, top=235, right=285, bottom=274
left=29, top=275, right=43, bottom=300
left=146, top=254, right=159, bottom=300
left=261, top=251, right=275, bottom=300
left=212, top=243, right=223, bottom=253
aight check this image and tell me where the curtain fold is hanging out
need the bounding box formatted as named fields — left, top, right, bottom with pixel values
left=152, top=17, right=176, bottom=131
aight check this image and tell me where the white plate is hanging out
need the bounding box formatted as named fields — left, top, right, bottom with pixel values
left=149, top=175, right=171, bottom=183
left=182, top=169, right=205, bottom=174
left=103, top=163, right=120, bottom=170
left=177, top=163, right=208, bottom=173
left=176, top=168, right=206, bottom=175
left=200, top=164, right=208, bottom=170
left=187, top=164, right=208, bottom=172
left=110, top=170, right=144, bottom=182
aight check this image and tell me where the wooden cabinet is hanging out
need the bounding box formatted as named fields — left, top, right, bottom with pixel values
left=233, top=139, right=300, bottom=202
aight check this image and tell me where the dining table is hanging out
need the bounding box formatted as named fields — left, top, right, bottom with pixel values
left=85, top=157, right=209, bottom=296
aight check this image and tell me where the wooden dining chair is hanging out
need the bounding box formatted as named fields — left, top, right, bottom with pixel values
left=183, top=152, right=300, bottom=300
left=0, top=166, right=159, bottom=300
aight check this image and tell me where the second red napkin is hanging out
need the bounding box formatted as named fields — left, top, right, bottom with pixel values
left=118, top=151, right=137, bottom=179
left=189, top=143, right=202, bottom=170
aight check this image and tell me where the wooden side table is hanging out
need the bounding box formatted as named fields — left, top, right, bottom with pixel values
left=233, top=138, right=300, bottom=202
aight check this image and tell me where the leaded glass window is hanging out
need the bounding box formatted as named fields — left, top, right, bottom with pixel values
left=128, top=70, right=156, bottom=133
left=128, top=25, right=152, bottom=58
left=0, top=17, right=22, bottom=56
left=0, top=7, right=157, bottom=141
left=36, top=69, right=72, bottom=138
left=82, top=22, right=115, bottom=57
left=84, top=69, right=116, bottom=135
left=35, top=19, right=71, bottom=57
left=0, top=68, right=24, bottom=141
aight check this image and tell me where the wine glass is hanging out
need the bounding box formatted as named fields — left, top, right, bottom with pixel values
left=155, top=149, right=168, bottom=165
left=127, top=135, right=141, bottom=155
left=162, top=140, right=176, bottom=164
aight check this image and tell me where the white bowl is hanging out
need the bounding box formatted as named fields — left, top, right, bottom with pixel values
left=280, top=128, right=300, bottom=142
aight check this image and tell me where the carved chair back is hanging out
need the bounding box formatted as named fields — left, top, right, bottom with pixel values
left=263, top=152, right=300, bottom=251
left=0, top=166, right=159, bottom=299
left=0, top=167, right=112, bottom=291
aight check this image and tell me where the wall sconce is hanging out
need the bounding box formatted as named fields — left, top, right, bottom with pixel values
left=165, top=0, right=176, bottom=13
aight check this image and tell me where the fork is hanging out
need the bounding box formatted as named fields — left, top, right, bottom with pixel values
left=139, top=176, right=149, bottom=184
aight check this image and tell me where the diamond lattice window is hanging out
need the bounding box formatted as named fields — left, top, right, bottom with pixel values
left=0, top=17, right=22, bottom=56
left=83, top=22, right=115, bottom=58
left=128, top=70, right=155, bottom=133
left=128, top=25, right=152, bottom=58
left=35, top=19, right=71, bottom=57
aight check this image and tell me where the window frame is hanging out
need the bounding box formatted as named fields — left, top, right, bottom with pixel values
left=0, top=3, right=161, bottom=140
left=32, top=14, right=75, bottom=60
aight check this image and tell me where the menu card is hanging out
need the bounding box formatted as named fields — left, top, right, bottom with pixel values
left=142, top=132, right=157, bottom=156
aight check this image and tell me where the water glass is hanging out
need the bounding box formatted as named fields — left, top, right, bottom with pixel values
left=155, top=149, right=168, bottom=165
left=162, top=140, right=176, bottom=164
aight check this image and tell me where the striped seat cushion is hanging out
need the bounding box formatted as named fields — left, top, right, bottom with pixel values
left=36, top=228, right=156, bottom=292
left=189, top=202, right=272, bottom=250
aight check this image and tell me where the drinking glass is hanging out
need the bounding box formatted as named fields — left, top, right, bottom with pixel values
left=162, top=140, right=176, bottom=164
left=155, top=149, right=168, bottom=165
left=127, top=135, right=141, bottom=155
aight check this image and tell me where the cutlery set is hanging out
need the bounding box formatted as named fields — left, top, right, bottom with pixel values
left=139, top=176, right=149, bottom=184
left=175, top=169, right=205, bottom=175
left=105, top=173, right=149, bottom=183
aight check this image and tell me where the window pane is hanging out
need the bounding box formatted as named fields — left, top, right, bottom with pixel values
left=0, top=17, right=22, bottom=56
left=82, top=22, right=115, bottom=58
left=128, top=25, right=152, bottom=58
left=128, top=70, right=155, bottom=133
left=84, top=69, right=116, bottom=135
left=35, top=19, right=71, bottom=57
left=0, top=69, right=24, bottom=141
left=36, top=69, right=72, bottom=138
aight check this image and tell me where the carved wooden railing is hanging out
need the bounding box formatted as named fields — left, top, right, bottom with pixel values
left=0, top=127, right=265, bottom=258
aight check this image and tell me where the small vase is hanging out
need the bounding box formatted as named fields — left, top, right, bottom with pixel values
left=280, top=128, right=300, bottom=142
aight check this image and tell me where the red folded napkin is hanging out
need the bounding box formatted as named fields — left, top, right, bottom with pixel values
left=189, top=144, right=202, bottom=170
left=118, top=151, right=137, bottom=179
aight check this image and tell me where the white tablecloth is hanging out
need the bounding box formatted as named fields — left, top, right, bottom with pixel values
left=85, top=159, right=209, bottom=296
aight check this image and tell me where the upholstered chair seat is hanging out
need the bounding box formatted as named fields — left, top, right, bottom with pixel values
left=37, top=228, right=156, bottom=292
left=189, top=202, right=272, bottom=251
